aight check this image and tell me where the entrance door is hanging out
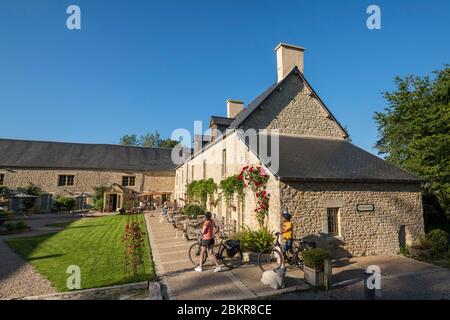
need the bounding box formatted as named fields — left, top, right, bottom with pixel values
left=108, top=194, right=118, bottom=211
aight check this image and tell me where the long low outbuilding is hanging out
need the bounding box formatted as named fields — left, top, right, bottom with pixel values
left=0, top=139, right=175, bottom=212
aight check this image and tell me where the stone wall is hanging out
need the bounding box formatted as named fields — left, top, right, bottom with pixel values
left=240, top=73, right=347, bottom=139
left=174, top=131, right=281, bottom=231
left=279, top=181, right=424, bottom=257
left=0, top=168, right=174, bottom=198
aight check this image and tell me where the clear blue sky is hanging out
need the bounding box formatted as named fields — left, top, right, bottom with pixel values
left=0, top=0, right=449, bottom=154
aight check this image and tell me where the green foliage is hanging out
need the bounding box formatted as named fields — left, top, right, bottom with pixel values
left=181, top=204, right=205, bottom=218
left=5, top=223, right=17, bottom=232
left=158, top=139, right=179, bottom=148
left=15, top=221, right=28, bottom=230
left=400, top=244, right=409, bottom=256
left=239, top=166, right=271, bottom=228
left=0, top=210, right=14, bottom=218
left=6, top=215, right=155, bottom=291
left=427, top=229, right=449, bottom=253
left=93, top=186, right=108, bottom=210
left=410, top=236, right=432, bottom=250
left=120, top=130, right=179, bottom=148
left=232, top=227, right=275, bottom=252
left=219, top=175, right=245, bottom=207
left=186, top=179, right=217, bottom=209
left=301, top=248, right=330, bottom=270
left=374, top=66, right=450, bottom=220
left=0, top=186, right=10, bottom=195
left=54, top=197, right=76, bottom=211
left=2, top=221, right=27, bottom=232
left=17, top=184, right=41, bottom=211
left=120, top=134, right=139, bottom=146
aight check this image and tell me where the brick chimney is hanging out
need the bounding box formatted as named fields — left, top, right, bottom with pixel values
left=275, top=43, right=305, bottom=82
left=226, top=99, right=244, bottom=118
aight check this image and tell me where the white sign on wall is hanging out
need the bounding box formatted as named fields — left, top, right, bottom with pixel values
left=357, top=204, right=375, bottom=212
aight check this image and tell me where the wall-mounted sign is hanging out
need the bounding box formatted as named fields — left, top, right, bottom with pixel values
left=357, top=204, right=375, bottom=212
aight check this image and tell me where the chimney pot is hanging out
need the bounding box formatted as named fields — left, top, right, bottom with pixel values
left=275, top=43, right=305, bottom=82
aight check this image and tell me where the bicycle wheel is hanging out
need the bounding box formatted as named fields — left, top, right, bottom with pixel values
left=258, top=247, right=283, bottom=272
left=287, top=249, right=304, bottom=270
left=188, top=242, right=207, bottom=266
left=220, top=247, right=243, bottom=269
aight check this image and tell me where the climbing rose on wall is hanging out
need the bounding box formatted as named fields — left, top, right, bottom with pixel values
left=238, top=165, right=270, bottom=229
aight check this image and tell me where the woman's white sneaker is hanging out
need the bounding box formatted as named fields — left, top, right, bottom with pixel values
left=195, top=266, right=203, bottom=272
left=213, top=266, right=222, bottom=272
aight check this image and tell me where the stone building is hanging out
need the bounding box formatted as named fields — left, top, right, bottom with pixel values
left=174, top=43, right=424, bottom=257
left=0, top=139, right=175, bottom=212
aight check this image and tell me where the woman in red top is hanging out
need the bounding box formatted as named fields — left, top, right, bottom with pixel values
left=195, top=212, right=221, bottom=272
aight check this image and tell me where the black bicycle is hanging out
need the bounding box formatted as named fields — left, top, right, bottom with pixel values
left=188, top=235, right=243, bottom=269
left=257, top=232, right=313, bottom=272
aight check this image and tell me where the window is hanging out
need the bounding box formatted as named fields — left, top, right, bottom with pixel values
left=327, top=208, right=340, bottom=236
left=222, top=149, right=227, bottom=177
left=122, top=176, right=136, bottom=187
left=58, top=175, right=74, bottom=186
left=203, top=160, right=206, bottom=179
left=0, top=173, right=4, bottom=185
left=191, top=165, right=194, bottom=181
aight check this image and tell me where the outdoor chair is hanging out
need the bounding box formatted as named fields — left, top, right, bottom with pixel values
left=175, top=222, right=185, bottom=239
left=183, top=225, right=200, bottom=241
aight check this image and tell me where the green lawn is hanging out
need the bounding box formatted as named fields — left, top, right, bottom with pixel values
left=7, top=214, right=155, bottom=291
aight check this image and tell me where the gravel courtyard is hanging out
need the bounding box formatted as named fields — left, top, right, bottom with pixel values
left=0, top=214, right=78, bottom=299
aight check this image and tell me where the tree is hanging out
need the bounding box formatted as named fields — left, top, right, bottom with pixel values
left=159, top=139, right=179, bottom=148
left=140, top=132, right=161, bottom=148
left=120, top=134, right=139, bottom=146
left=374, top=66, right=450, bottom=220
left=120, top=130, right=178, bottom=148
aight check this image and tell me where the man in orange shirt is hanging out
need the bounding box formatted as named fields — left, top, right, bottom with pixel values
left=195, top=212, right=221, bottom=273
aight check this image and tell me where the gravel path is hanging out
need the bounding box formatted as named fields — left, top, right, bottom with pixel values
left=0, top=239, right=56, bottom=299
left=0, top=214, right=81, bottom=299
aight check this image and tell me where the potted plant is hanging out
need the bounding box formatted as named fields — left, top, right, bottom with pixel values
left=230, top=227, right=275, bottom=263
left=408, top=236, right=432, bottom=258
left=301, top=248, right=330, bottom=286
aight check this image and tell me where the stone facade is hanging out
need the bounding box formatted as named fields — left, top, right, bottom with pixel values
left=240, top=74, right=347, bottom=139
left=1, top=168, right=174, bottom=201
left=175, top=132, right=278, bottom=230
left=174, top=47, right=425, bottom=258
left=279, top=181, right=424, bottom=256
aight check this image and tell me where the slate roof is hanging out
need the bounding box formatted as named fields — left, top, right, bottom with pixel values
left=245, top=134, right=421, bottom=183
left=0, top=139, right=176, bottom=172
left=210, top=116, right=234, bottom=127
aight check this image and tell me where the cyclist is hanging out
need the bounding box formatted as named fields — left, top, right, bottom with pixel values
left=195, top=211, right=221, bottom=273
left=281, top=210, right=293, bottom=267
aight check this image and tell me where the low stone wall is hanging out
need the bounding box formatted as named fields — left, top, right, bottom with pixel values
left=280, top=181, right=425, bottom=257
left=20, top=281, right=162, bottom=300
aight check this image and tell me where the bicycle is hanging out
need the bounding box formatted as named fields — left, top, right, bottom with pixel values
left=257, top=232, right=313, bottom=272
left=188, top=234, right=243, bottom=269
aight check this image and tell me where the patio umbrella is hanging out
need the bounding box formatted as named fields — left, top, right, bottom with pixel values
left=71, top=192, right=93, bottom=198
left=13, top=193, right=38, bottom=198
left=12, top=193, right=38, bottom=212
left=70, top=192, right=92, bottom=210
